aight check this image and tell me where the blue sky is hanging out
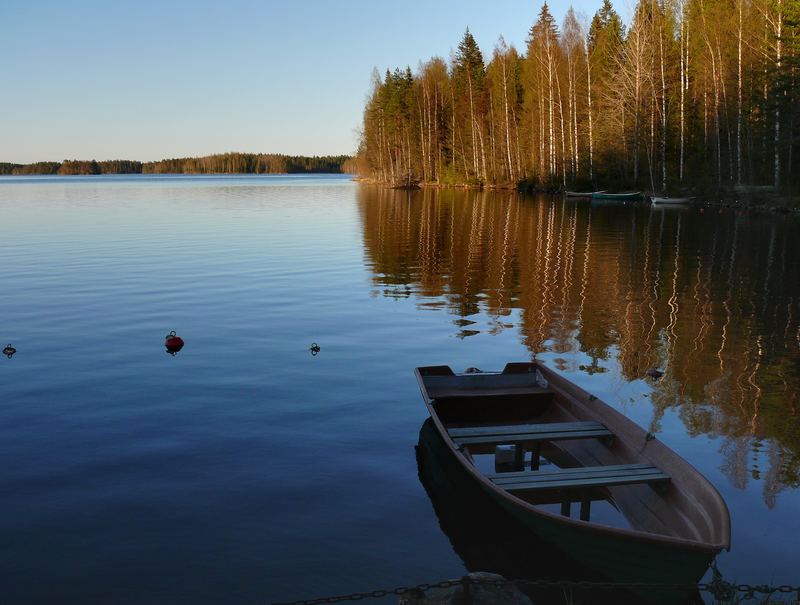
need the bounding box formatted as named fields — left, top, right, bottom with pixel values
left=1, top=0, right=606, bottom=163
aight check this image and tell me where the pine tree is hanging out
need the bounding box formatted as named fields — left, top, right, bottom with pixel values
left=452, top=29, right=487, bottom=182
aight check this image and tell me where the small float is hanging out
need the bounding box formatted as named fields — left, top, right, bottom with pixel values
left=164, top=331, right=185, bottom=355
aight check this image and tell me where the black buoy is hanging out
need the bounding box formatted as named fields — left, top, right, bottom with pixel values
left=309, top=342, right=321, bottom=356
left=3, top=344, right=16, bottom=358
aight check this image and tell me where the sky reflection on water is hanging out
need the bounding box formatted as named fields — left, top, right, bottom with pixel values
left=0, top=175, right=797, bottom=603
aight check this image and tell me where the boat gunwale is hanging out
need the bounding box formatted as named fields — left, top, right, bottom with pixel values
left=414, top=363, right=731, bottom=555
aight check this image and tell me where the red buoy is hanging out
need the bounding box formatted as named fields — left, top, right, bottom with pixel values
left=165, top=331, right=185, bottom=355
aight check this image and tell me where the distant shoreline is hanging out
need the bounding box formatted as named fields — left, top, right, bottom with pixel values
left=0, top=172, right=354, bottom=177
left=0, top=152, right=356, bottom=176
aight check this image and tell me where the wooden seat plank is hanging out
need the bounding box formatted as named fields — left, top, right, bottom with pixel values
left=430, top=386, right=554, bottom=399
left=495, top=470, right=668, bottom=489
left=454, top=429, right=612, bottom=446
left=450, top=420, right=613, bottom=447
left=488, top=464, right=669, bottom=493
left=500, top=473, right=669, bottom=491
left=490, top=463, right=665, bottom=481
left=449, top=421, right=607, bottom=439
left=491, top=463, right=654, bottom=480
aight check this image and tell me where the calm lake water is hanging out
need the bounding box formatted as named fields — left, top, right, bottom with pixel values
left=1, top=174, right=798, bottom=604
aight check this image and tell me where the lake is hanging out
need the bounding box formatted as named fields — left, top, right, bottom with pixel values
left=1, top=174, right=798, bottom=604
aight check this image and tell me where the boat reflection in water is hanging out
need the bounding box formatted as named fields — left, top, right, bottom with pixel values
left=416, top=418, right=705, bottom=605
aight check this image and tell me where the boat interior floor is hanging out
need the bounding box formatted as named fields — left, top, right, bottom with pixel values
left=439, top=401, right=682, bottom=537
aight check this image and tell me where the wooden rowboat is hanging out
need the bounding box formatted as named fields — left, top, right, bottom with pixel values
left=415, top=418, right=706, bottom=604
left=414, top=362, right=730, bottom=602
left=565, top=190, right=606, bottom=198
left=591, top=191, right=642, bottom=200
left=651, top=196, right=695, bottom=205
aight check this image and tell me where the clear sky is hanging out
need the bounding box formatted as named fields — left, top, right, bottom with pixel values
left=1, top=0, right=606, bottom=163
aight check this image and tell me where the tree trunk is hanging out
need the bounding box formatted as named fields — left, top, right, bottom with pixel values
left=680, top=7, right=685, bottom=182
left=586, top=41, right=594, bottom=181
left=501, top=55, right=515, bottom=182
left=737, top=0, right=743, bottom=185
left=659, top=25, right=667, bottom=192
left=650, top=95, right=656, bottom=190
left=634, top=68, right=640, bottom=184
left=478, top=115, right=488, bottom=182
left=489, top=87, right=497, bottom=181
left=718, top=45, right=734, bottom=184
left=567, top=55, right=574, bottom=178
left=418, top=93, right=426, bottom=182
left=451, top=86, right=457, bottom=179
left=547, top=69, right=554, bottom=178
left=435, top=85, right=441, bottom=182
left=539, top=71, right=546, bottom=177
left=467, top=70, right=479, bottom=179
left=774, top=0, right=783, bottom=190
left=705, top=37, right=722, bottom=186
left=555, top=66, right=568, bottom=187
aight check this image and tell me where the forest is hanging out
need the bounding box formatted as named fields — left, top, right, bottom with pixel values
left=357, top=0, right=800, bottom=195
left=142, top=153, right=351, bottom=174
left=0, top=153, right=352, bottom=176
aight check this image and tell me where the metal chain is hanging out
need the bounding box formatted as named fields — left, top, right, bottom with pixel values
left=271, top=575, right=800, bottom=605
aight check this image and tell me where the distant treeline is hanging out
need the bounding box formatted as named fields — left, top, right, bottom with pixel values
left=0, top=153, right=353, bottom=176
left=143, top=153, right=351, bottom=174
left=359, top=0, right=800, bottom=194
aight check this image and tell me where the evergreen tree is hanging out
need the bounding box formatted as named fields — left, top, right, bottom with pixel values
left=356, top=0, right=800, bottom=194
left=452, top=29, right=487, bottom=182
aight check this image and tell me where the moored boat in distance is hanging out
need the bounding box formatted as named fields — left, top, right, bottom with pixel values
left=651, top=196, right=695, bottom=205
left=591, top=191, right=643, bottom=200
left=414, top=362, right=730, bottom=604
left=565, top=190, right=606, bottom=198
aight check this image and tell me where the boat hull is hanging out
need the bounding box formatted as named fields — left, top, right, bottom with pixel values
left=415, top=362, right=729, bottom=605
left=489, top=482, right=713, bottom=599
left=418, top=418, right=711, bottom=605
left=591, top=192, right=643, bottom=201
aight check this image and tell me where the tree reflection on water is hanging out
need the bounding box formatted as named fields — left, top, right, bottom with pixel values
left=359, top=186, right=800, bottom=505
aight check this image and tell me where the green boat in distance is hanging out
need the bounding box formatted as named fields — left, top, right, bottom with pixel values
left=414, top=362, right=730, bottom=605
left=565, top=190, right=606, bottom=198
left=591, top=191, right=643, bottom=200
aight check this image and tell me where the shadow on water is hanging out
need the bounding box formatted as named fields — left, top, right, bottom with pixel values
left=415, top=418, right=705, bottom=605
